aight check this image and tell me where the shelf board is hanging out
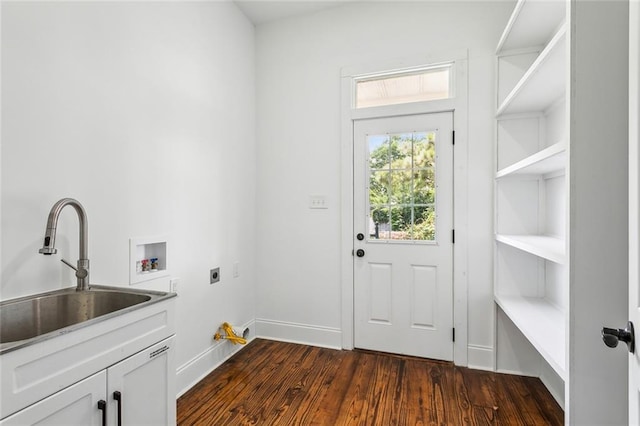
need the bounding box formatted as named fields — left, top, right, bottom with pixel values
left=496, top=141, right=566, bottom=178
left=495, top=293, right=566, bottom=380
left=496, top=0, right=566, bottom=54
left=497, top=24, right=566, bottom=117
left=496, top=234, right=565, bottom=264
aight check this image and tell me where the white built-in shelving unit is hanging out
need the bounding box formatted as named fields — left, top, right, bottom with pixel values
left=494, top=0, right=568, bottom=403
left=494, top=0, right=629, bottom=422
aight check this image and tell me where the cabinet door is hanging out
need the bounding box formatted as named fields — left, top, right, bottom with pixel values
left=107, top=336, right=176, bottom=426
left=0, top=371, right=107, bottom=426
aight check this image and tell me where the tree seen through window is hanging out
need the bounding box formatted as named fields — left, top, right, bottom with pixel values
left=368, top=131, right=436, bottom=241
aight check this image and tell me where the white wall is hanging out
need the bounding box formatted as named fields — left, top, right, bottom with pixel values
left=1, top=0, right=518, bottom=396
left=254, top=2, right=511, bottom=365
left=1, top=1, right=256, bottom=394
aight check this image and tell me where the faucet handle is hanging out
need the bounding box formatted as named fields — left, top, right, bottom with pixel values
left=61, top=258, right=89, bottom=280
left=61, top=258, right=78, bottom=271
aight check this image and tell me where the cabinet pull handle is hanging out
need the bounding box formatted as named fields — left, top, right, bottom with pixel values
left=113, top=391, right=122, bottom=426
left=98, top=400, right=107, bottom=426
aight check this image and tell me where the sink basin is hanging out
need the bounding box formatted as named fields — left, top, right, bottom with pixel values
left=0, top=286, right=174, bottom=351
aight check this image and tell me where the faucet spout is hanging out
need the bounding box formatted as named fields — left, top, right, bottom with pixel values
left=39, top=198, right=90, bottom=291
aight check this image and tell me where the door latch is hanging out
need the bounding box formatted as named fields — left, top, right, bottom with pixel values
left=602, top=321, right=635, bottom=353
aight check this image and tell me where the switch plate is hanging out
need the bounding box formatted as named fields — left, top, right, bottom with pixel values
left=170, top=278, right=180, bottom=293
left=210, top=268, right=220, bottom=284
left=309, top=195, right=328, bottom=209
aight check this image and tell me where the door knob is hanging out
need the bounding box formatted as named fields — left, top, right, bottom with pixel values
left=356, top=249, right=365, bottom=257
left=602, top=321, right=635, bottom=353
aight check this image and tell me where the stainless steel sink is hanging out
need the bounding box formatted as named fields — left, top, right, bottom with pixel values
left=0, top=286, right=175, bottom=353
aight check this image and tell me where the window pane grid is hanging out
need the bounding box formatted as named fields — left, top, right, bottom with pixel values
left=367, top=130, right=437, bottom=241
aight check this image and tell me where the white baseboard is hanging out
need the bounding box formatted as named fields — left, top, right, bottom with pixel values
left=495, top=367, right=538, bottom=378
left=255, top=318, right=342, bottom=350
left=467, top=344, right=494, bottom=371
left=177, top=321, right=501, bottom=399
left=176, top=320, right=254, bottom=397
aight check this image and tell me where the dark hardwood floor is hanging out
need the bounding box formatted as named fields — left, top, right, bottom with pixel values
left=178, top=339, right=563, bottom=425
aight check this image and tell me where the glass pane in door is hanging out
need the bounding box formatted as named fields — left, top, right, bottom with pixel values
left=367, top=130, right=438, bottom=242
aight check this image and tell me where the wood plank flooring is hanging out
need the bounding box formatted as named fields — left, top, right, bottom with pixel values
left=177, top=339, right=563, bottom=425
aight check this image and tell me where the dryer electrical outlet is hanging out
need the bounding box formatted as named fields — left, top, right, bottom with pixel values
left=210, top=268, right=220, bottom=284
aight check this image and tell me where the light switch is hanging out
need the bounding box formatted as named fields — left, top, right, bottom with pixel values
left=170, top=278, right=180, bottom=293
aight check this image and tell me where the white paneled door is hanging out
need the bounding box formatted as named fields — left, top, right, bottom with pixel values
left=629, top=0, right=639, bottom=422
left=353, top=112, right=454, bottom=360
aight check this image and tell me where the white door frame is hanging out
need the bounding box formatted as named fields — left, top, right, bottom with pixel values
left=339, top=50, right=469, bottom=366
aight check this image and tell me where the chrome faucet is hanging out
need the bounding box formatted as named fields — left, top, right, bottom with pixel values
left=38, top=198, right=90, bottom=291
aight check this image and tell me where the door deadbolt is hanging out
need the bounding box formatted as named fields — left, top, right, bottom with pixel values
left=356, top=233, right=364, bottom=241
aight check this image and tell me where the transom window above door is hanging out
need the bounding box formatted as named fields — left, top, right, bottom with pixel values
left=355, top=64, right=452, bottom=109
left=367, top=131, right=437, bottom=242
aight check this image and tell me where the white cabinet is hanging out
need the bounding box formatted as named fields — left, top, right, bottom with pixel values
left=0, top=292, right=176, bottom=423
left=107, top=336, right=176, bottom=426
left=0, top=337, right=175, bottom=426
left=0, top=372, right=107, bottom=426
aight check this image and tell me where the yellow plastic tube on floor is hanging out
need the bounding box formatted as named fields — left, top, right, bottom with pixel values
left=213, top=322, right=247, bottom=345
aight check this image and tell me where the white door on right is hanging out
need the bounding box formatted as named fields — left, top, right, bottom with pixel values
left=353, top=112, right=454, bottom=361
left=629, top=0, right=640, bottom=422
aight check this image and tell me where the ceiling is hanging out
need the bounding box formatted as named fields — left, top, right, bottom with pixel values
left=234, top=0, right=361, bottom=25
